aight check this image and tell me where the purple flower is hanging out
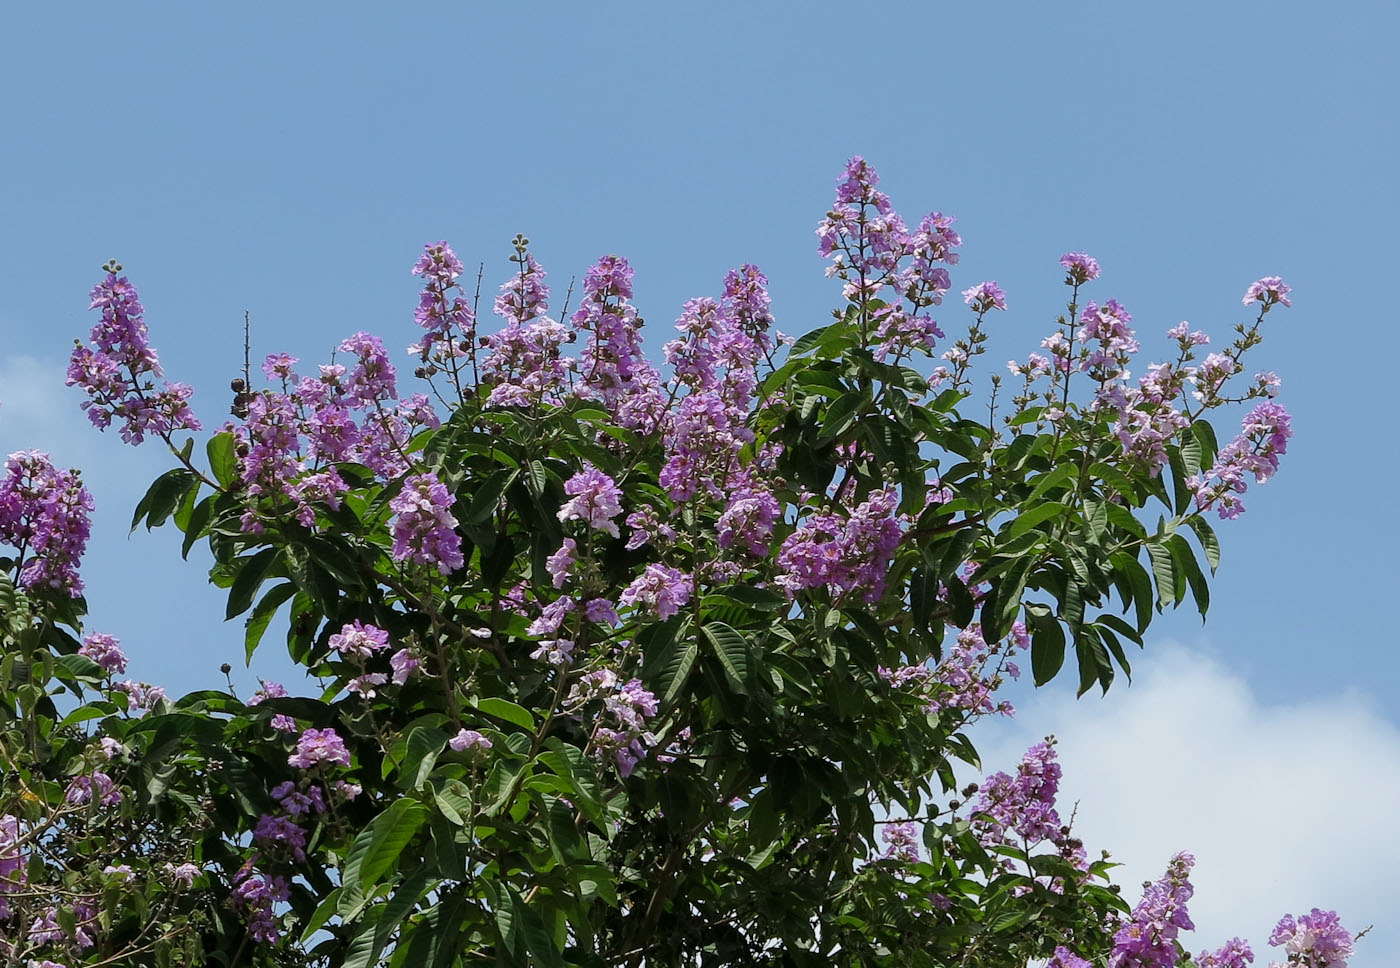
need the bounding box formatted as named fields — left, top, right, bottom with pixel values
left=0, top=451, right=93, bottom=597
left=65, top=772, right=122, bottom=806
left=1196, top=938, right=1254, bottom=968
left=247, top=679, right=288, bottom=706
left=288, top=727, right=351, bottom=769
left=620, top=563, right=692, bottom=620
left=253, top=813, right=308, bottom=862
left=557, top=463, right=624, bottom=537
left=79, top=631, right=127, bottom=674
left=449, top=729, right=492, bottom=752
left=1269, top=909, right=1354, bottom=966
left=347, top=673, right=388, bottom=698
left=881, top=822, right=921, bottom=863
left=584, top=597, right=620, bottom=625
left=389, top=472, right=464, bottom=574
left=68, top=267, right=202, bottom=445
left=1109, top=852, right=1196, bottom=968
left=231, top=871, right=289, bottom=944
left=390, top=648, right=420, bottom=685
left=1243, top=276, right=1291, bottom=309
left=165, top=862, right=200, bottom=888
left=546, top=537, right=576, bottom=589
left=1059, top=251, right=1101, bottom=283
left=962, top=281, right=1007, bottom=312
left=328, top=619, right=390, bottom=657
left=262, top=353, right=299, bottom=381
left=1048, top=947, right=1093, bottom=968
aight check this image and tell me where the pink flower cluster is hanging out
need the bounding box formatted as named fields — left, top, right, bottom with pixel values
left=775, top=489, right=902, bottom=603
left=815, top=157, right=962, bottom=361
left=1187, top=401, right=1292, bottom=519
left=67, top=268, right=201, bottom=445
left=0, top=450, right=93, bottom=597
left=1110, top=851, right=1196, bottom=968
left=389, top=472, right=464, bottom=574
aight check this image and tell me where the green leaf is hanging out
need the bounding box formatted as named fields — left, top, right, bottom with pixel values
left=473, top=697, right=534, bottom=731
left=131, top=469, right=198, bottom=533
left=342, top=798, right=428, bottom=900
left=703, top=622, right=750, bottom=694
left=179, top=495, right=214, bottom=560
left=1168, top=533, right=1210, bottom=620
left=1007, top=502, right=1066, bottom=539
left=206, top=432, right=237, bottom=488
left=1027, top=604, right=1066, bottom=686
left=1146, top=542, right=1177, bottom=607
left=817, top=391, right=864, bottom=441
left=401, top=727, right=449, bottom=791
left=1111, top=551, right=1155, bottom=632
left=225, top=549, right=280, bottom=621
left=244, top=582, right=297, bottom=662
left=1185, top=515, right=1221, bottom=572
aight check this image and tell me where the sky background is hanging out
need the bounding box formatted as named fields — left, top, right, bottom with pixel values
left=1, top=1, right=1396, bottom=963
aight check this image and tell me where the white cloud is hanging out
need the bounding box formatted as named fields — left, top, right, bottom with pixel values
left=975, top=643, right=1396, bottom=966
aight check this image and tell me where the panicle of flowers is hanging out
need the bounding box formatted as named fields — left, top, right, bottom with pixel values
left=1196, top=938, right=1255, bottom=968
left=0, top=815, right=27, bottom=917
left=253, top=813, right=307, bottom=862
left=411, top=241, right=476, bottom=358
left=68, top=263, right=201, bottom=445
left=557, top=464, right=625, bottom=536
left=78, top=631, right=127, bottom=674
left=328, top=619, right=390, bottom=658
left=288, top=727, right=351, bottom=769
left=620, top=563, right=692, bottom=620
left=389, top=472, right=464, bottom=574
left=0, top=451, right=92, bottom=597
left=721, top=264, right=776, bottom=356
left=231, top=870, right=289, bottom=944
left=927, top=621, right=1023, bottom=717
left=1267, top=909, right=1354, bottom=967
left=1186, top=401, right=1292, bottom=519
left=774, top=489, right=902, bottom=603
left=1080, top=299, right=1139, bottom=382
left=880, top=821, right=921, bottom=864
left=716, top=487, right=782, bottom=557
left=1243, top=276, right=1291, bottom=311
left=569, top=670, right=659, bottom=777
left=1109, top=851, right=1196, bottom=968
left=971, top=739, right=1064, bottom=846
left=481, top=240, right=578, bottom=409
left=449, top=729, right=492, bottom=752
left=572, top=255, right=666, bottom=433
left=1060, top=252, right=1102, bottom=285
left=112, top=679, right=165, bottom=713
left=818, top=158, right=961, bottom=362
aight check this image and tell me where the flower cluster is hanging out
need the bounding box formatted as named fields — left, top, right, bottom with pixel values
left=775, top=489, right=902, bottom=603
left=67, top=265, right=201, bottom=445
left=389, top=472, right=464, bottom=573
left=288, top=728, right=351, bottom=769
left=568, top=670, right=659, bottom=776
left=0, top=450, right=93, bottom=597
left=1110, top=851, right=1196, bottom=968
left=1187, top=401, right=1292, bottom=519
left=1267, top=909, right=1354, bottom=967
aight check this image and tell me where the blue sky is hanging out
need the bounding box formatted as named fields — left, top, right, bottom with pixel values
left=1, top=1, right=1396, bottom=961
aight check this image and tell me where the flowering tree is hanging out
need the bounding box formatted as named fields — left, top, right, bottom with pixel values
left=0, top=158, right=1357, bottom=968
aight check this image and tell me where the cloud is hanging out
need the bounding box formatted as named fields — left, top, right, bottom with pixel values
left=974, top=643, right=1397, bottom=966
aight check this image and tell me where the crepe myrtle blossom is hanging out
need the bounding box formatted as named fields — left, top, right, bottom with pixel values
left=1048, top=947, right=1094, bottom=968
left=1060, top=251, right=1101, bottom=284
left=1109, top=851, right=1196, bottom=968
left=232, top=871, right=289, bottom=944
left=557, top=463, right=624, bottom=536
left=328, top=619, right=390, bottom=658
left=449, top=729, right=492, bottom=752
left=65, top=772, right=122, bottom=806
left=78, top=631, right=127, bottom=674
left=1195, top=938, right=1255, bottom=968
left=546, top=537, right=577, bottom=588
left=0, top=450, right=93, bottom=597
left=881, top=822, right=921, bottom=864
left=68, top=265, right=201, bottom=445
left=288, top=727, right=351, bottom=769
left=389, top=472, right=464, bottom=574
left=962, top=281, right=1007, bottom=313
left=1243, top=276, right=1291, bottom=310
left=390, top=648, right=420, bottom=685
left=1268, top=909, right=1354, bottom=967
left=253, top=813, right=308, bottom=862
left=347, top=673, right=388, bottom=698
left=165, top=862, right=201, bottom=888
left=620, top=563, right=692, bottom=620
left=271, top=781, right=326, bottom=817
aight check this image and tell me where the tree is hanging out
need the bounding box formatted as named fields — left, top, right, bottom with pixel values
left=0, top=158, right=1353, bottom=968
